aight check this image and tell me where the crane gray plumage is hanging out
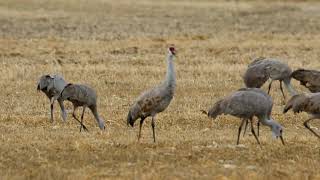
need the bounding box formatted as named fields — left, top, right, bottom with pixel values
left=37, top=74, right=67, bottom=122
left=283, top=93, right=320, bottom=138
left=60, top=83, right=105, bottom=131
left=237, top=87, right=272, bottom=137
left=127, top=46, right=176, bottom=143
left=243, top=57, right=297, bottom=100
left=203, top=88, right=284, bottom=145
left=291, top=69, right=320, bottom=93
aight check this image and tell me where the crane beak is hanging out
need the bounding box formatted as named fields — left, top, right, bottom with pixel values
left=37, top=84, right=40, bottom=92
left=200, top=110, right=208, bottom=115
left=127, top=113, right=135, bottom=127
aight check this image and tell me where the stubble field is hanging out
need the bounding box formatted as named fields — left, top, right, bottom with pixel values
left=1, top=0, right=320, bottom=179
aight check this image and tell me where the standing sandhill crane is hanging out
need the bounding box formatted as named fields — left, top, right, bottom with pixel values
left=60, top=83, right=105, bottom=131
left=202, top=88, right=285, bottom=145
left=243, top=57, right=297, bottom=100
left=291, top=69, right=320, bottom=93
left=238, top=88, right=272, bottom=137
left=283, top=93, right=320, bottom=138
left=37, top=74, right=67, bottom=122
left=127, top=46, right=176, bottom=143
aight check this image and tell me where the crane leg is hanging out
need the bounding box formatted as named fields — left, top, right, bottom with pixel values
left=250, top=118, right=261, bottom=145
left=237, top=119, right=246, bottom=145
left=279, top=81, right=286, bottom=101
left=72, top=106, right=88, bottom=132
left=268, top=80, right=273, bottom=94
left=151, top=116, right=156, bottom=143
left=257, top=121, right=260, bottom=137
left=80, top=107, right=86, bottom=132
left=50, top=98, right=54, bottom=122
left=304, top=117, right=320, bottom=138
left=138, top=117, right=145, bottom=141
left=242, top=119, right=249, bottom=137
left=50, top=103, right=54, bottom=122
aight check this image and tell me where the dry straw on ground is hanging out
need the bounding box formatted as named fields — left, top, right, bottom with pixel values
left=0, top=0, right=320, bottom=179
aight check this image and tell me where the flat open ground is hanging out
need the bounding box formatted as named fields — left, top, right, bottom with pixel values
left=1, top=0, right=320, bottom=179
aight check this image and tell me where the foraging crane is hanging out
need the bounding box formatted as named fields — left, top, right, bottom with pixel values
left=202, top=88, right=285, bottom=145
left=239, top=88, right=272, bottom=137
left=60, top=83, right=105, bottom=131
left=127, top=46, right=176, bottom=143
left=283, top=93, right=320, bottom=138
left=243, top=57, right=297, bottom=100
left=291, top=69, right=320, bottom=93
left=37, top=74, right=67, bottom=122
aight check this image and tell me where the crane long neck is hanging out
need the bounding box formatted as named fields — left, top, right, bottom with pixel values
left=284, top=81, right=297, bottom=96
left=164, top=54, right=176, bottom=89
left=259, top=116, right=279, bottom=129
left=260, top=117, right=273, bottom=128
left=90, top=105, right=105, bottom=130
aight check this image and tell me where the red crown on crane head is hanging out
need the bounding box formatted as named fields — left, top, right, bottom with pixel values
left=168, top=45, right=176, bottom=55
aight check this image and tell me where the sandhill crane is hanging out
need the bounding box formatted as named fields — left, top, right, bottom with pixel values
left=60, top=83, right=105, bottom=131
left=37, top=74, right=67, bottom=122
left=127, top=46, right=176, bottom=143
left=243, top=57, right=297, bottom=100
left=202, top=88, right=285, bottom=145
left=238, top=88, right=272, bottom=137
left=283, top=93, right=320, bottom=138
left=291, top=69, right=320, bottom=93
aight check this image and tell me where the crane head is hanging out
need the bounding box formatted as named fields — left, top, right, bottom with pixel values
left=270, top=119, right=285, bottom=145
left=168, top=46, right=176, bottom=56
left=37, top=74, right=54, bottom=92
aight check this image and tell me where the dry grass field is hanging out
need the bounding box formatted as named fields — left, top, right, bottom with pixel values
left=1, top=0, right=320, bottom=179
